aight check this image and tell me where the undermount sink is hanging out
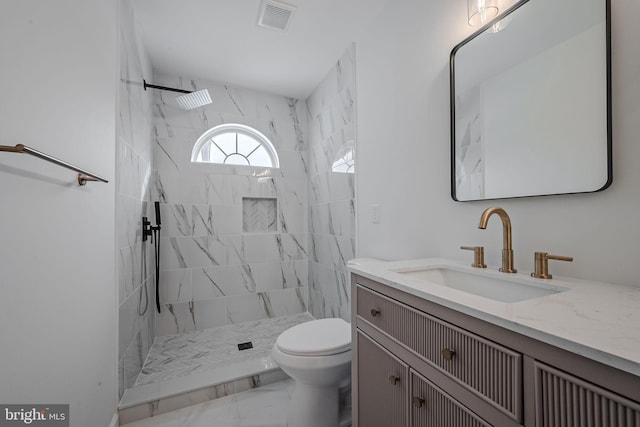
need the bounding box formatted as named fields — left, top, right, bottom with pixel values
left=392, top=266, right=569, bottom=303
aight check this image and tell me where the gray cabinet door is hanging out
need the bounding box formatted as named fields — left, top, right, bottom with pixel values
left=534, top=361, right=640, bottom=427
left=356, top=330, right=408, bottom=427
left=410, top=369, right=491, bottom=427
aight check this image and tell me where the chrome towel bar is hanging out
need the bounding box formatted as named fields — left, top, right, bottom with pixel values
left=0, top=144, right=108, bottom=186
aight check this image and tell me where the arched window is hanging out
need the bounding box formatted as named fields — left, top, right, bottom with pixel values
left=191, top=124, right=279, bottom=168
left=331, top=145, right=355, bottom=174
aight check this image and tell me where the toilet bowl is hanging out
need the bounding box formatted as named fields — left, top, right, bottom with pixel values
left=271, top=318, right=352, bottom=427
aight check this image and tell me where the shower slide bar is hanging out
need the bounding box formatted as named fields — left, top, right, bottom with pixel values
left=0, top=144, right=108, bottom=186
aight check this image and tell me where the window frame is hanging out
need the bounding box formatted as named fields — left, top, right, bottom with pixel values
left=191, top=123, right=280, bottom=168
left=331, top=145, right=355, bottom=174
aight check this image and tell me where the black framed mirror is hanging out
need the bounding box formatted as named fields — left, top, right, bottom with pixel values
left=450, top=0, right=611, bottom=201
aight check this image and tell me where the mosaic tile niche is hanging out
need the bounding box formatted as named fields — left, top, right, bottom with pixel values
left=243, top=198, right=278, bottom=233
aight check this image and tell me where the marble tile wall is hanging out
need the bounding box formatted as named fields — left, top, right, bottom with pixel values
left=454, top=87, right=485, bottom=200
left=306, top=45, right=357, bottom=321
left=117, top=0, right=155, bottom=400
left=151, top=72, right=309, bottom=335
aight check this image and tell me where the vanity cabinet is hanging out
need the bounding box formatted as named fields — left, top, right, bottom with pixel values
left=351, top=274, right=640, bottom=427
left=533, top=362, right=640, bottom=426
left=356, top=329, right=490, bottom=427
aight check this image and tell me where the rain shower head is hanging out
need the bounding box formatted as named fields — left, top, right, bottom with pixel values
left=143, top=80, right=212, bottom=110
left=176, top=89, right=212, bottom=110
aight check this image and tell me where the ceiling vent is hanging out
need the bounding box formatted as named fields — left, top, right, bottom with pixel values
left=258, top=0, right=296, bottom=31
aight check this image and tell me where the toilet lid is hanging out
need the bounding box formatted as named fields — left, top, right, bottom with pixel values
left=275, top=318, right=351, bottom=356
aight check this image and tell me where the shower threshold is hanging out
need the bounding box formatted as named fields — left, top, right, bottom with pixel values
left=118, top=312, right=314, bottom=425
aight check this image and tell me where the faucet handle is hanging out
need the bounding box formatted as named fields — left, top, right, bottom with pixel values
left=460, top=246, right=487, bottom=268
left=531, top=252, right=573, bottom=279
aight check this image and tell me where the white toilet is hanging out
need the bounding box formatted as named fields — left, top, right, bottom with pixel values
left=271, top=318, right=352, bottom=427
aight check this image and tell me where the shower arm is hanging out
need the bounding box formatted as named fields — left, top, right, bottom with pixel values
left=142, top=79, right=212, bottom=110
left=143, top=80, right=191, bottom=94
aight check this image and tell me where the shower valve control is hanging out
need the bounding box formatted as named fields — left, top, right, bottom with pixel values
left=142, top=216, right=160, bottom=242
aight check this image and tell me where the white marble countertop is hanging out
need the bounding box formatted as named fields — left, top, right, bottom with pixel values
left=348, top=258, right=640, bottom=377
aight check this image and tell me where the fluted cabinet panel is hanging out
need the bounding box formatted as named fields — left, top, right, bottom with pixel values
left=534, top=362, right=640, bottom=427
left=410, top=369, right=490, bottom=427
left=356, top=331, right=408, bottom=427
left=356, top=285, right=522, bottom=421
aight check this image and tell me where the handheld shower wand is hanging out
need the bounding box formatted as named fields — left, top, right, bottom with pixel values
left=155, top=200, right=162, bottom=228
left=153, top=201, right=161, bottom=313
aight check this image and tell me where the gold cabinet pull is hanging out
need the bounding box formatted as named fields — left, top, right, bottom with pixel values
left=441, top=348, right=456, bottom=361
left=531, top=252, right=573, bottom=279
left=389, top=375, right=400, bottom=385
left=460, top=246, right=487, bottom=268
left=412, top=397, right=425, bottom=408
left=370, top=308, right=381, bottom=317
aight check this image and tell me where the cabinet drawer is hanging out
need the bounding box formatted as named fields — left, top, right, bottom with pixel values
left=357, top=284, right=522, bottom=421
left=411, top=369, right=491, bottom=427
left=534, top=361, right=640, bottom=427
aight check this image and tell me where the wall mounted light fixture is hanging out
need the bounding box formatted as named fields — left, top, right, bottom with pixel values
left=467, top=0, right=499, bottom=27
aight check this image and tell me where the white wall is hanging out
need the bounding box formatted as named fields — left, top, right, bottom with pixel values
left=0, top=1, right=118, bottom=427
left=355, top=0, right=640, bottom=287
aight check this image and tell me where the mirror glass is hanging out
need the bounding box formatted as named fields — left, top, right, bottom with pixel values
left=450, top=0, right=611, bottom=201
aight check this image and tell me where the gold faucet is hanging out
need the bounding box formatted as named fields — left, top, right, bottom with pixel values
left=478, top=207, right=517, bottom=273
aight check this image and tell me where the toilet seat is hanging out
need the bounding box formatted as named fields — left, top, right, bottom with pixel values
left=275, top=318, right=351, bottom=356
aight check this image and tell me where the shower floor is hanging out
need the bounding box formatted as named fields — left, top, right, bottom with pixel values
left=118, top=312, right=314, bottom=425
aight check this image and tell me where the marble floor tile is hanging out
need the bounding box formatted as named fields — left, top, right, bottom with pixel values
left=122, top=379, right=352, bottom=427
left=119, top=312, right=356, bottom=427
left=136, top=312, right=314, bottom=386
left=119, top=313, right=315, bottom=420
left=121, top=380, right=293, bottom=427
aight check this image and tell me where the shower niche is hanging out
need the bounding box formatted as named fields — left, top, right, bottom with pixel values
left=242, top=197, right=278, bottom=233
